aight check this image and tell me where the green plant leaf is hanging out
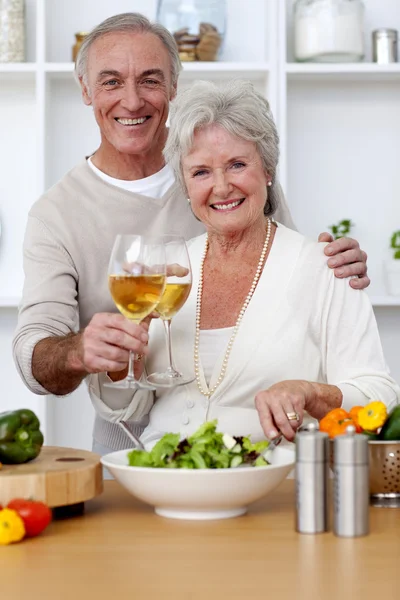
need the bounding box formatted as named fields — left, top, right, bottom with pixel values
left=328, top=219, right=354, bottom=240
left=390, top=230, right=400, bottom=249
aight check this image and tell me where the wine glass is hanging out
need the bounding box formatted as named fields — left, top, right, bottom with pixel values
left=147, top=236, right=194, bottom=388
left=106, top=234, right=166, bottom=390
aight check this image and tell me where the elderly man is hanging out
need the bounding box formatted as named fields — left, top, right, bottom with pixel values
left=13, top=13, right=369, bottom=455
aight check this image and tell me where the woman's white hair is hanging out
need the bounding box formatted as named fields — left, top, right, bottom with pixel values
left=74, top=12, right=181, bottom=91
left=164, top=79, right=282, bottom=216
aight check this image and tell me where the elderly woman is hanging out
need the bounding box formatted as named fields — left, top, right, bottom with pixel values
left=91, top=80, right=399, bottom=447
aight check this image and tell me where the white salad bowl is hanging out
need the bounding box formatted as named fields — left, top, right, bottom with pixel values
left=101, top=446, right=295, bottom=520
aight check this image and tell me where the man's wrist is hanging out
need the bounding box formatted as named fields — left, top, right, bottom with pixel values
left=32, top=334, right=87, bottom=396
left=65, top=332, right=87, bottom=375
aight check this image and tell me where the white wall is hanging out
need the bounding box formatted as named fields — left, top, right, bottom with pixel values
left=0, top=310, right=45, bottom=415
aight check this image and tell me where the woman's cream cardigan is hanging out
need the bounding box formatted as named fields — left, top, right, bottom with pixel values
left=90, top=224, right=400, bottom=447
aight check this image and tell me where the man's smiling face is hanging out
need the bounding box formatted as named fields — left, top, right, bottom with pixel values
left=81, top=31, right=176, bottom=158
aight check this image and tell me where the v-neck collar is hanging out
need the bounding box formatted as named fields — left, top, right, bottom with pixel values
left=193, top=224, right=304, bottom=402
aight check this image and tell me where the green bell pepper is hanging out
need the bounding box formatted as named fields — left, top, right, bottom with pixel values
left=379, top=406, right=400, bottom=441
left=0, top=409, right=44, bottom=464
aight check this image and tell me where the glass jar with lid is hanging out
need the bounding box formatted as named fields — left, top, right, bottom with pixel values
left=293, top=0, right=365, bottom=63
left=156, top=0, right=226, bottom=61
left=0, top=0, right=25, bottom=63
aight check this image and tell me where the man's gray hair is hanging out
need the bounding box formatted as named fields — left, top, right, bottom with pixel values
left=74, top=12, right=182, bottom=90
left=164, top=80, right=281, bottom=217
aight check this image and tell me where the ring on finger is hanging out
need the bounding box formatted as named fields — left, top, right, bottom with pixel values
left=286, top=411, right=300, bottom=422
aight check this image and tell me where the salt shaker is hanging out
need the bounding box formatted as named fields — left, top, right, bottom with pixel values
left=333, top=425, right=369, bottom=537
left=295, top=423, right=329, bottom=534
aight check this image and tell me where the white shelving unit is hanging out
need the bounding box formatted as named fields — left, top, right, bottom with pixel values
left=45, top=61, right=271, bottom=78
left=286, top=62, right=400, bottom=80
left=0, top=62, right=36, bottom=72
left=370, top=296, right=400, bottom=307
left=0, top=0, right=399, bottom=446
left=280, top=0, right=400, bottom=302
left=0, top=297, right=22, bottom=308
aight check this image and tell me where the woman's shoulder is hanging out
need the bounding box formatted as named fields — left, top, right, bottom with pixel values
left=274, top=222, right=329, bottom=269
left=273, top=222, right=337, bottom=312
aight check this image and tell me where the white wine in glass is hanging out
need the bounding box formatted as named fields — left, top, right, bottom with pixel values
left=155, top=281, right=191, bottom=320
left=109, top=274, right=166, bottom=321
left=147, top=236, right=194, bottom=388
left=107, top=234, right=166, bottom=390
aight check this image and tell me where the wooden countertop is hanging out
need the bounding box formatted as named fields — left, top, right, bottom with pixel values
left=2, top=480, right=399, bottom=600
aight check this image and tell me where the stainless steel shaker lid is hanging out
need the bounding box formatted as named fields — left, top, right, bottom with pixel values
left=295, top=423, right=329, bottom=463
left=333, top=425, right=369, bottom=465
left=372, top=28, right=398, bottom=39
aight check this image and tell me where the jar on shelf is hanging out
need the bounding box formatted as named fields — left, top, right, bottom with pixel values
left=293, top=0, right=365, bottom=63
left=372, top=29, right=398, bottom=64
left=0, top=0, right=25, bottom=63
left=156, top=0, right=226, bottom=61
left=72, top=32, right=88, bottom=63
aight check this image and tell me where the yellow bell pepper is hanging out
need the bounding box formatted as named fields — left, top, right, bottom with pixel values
left=0, top=508, right=26, bottom=545
left=358, top=401, right=387, bottom=432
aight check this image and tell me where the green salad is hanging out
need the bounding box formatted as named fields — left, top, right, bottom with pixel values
left=127, top=420, right=270, bottom=469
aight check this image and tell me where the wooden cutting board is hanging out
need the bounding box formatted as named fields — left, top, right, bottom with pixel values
left=0, top=446, right=103, bottom=508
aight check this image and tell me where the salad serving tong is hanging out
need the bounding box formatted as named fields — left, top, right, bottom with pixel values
left=119, top=420, right=146, bottom=450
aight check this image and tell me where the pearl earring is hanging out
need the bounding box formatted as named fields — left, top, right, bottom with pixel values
left=187, top=198, right=191, bottom=203
left=267, top=181, right=272, bottom=187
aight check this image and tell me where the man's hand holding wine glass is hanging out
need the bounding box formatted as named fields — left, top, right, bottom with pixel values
left=76, top=235, right=194, bottom=391
left=76, top=312, right=150, bottom=379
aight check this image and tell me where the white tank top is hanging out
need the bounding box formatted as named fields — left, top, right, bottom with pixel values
left=198, top=327, right=235, bottom=385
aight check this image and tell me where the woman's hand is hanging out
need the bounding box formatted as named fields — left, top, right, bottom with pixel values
left=318, top=232, right=370, bottom=290
left=255, top=380, right=343, bottom=442
left=255, top=381, right=310, bottom=442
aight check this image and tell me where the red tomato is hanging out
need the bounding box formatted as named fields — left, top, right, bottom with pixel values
left=7, top=499, right=52, bottom=537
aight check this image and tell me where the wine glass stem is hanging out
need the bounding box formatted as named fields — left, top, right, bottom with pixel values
left=163, top=318, right=177, bottom=375
left=126, top=350, right=136, bottom=382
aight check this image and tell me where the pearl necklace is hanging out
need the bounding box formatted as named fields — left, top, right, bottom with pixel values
left=194, top=218, right=272, bottom=398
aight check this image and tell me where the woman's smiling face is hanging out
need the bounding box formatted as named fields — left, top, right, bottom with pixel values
left=182, top=124, right=269, bottom=237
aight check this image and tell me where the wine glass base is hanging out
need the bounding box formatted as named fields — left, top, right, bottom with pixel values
left=146, top=372, right=195, bottom=388
left=103, top=379, right=156, bottom=390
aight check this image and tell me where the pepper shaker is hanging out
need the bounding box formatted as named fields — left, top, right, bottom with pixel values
left=333, top=425, right=369, bottom=537
left=295, top=423, right=329, bottom=534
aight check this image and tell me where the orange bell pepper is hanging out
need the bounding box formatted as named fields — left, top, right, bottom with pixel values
left=319, top=408, right=356, bottom=439
left=349, top=406, right=364, bottom=433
